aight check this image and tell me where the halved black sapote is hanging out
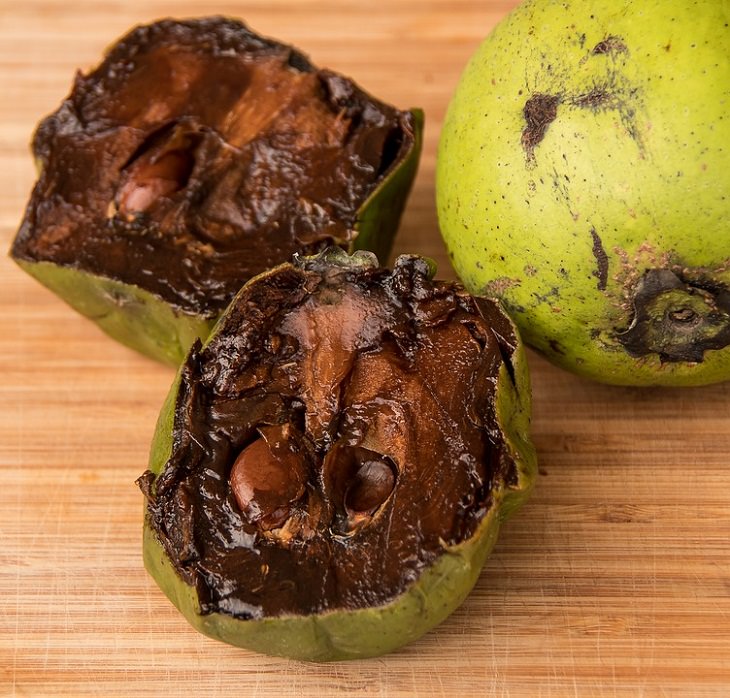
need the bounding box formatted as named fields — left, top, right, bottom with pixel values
left=138, top=249, right=536, bottom=660
left=10, top=18, right=422, bottom=365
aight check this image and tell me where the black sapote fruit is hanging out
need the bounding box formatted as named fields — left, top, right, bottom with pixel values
left=10, top=18, right=422, bottom=365
left=137, top=248, right=536, bottom=660
left=437, top=0, right=729, bottom=386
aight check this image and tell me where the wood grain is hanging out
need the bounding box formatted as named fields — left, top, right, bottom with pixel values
left=1, top=1, right=729, bottom=696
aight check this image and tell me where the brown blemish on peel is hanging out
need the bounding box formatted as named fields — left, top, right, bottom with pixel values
left=592, top=35, right=628, bottom=56
left=521, top=32, right=644, bottom=169
left=484, top=276, right=521, bottom=297
left=548, top=339, right=566, bottom=355
left=521, top=93, right=560, bottom=165
left=573, top=88, right=612, bottom=110
left=590, top=228, right=609, bottom=291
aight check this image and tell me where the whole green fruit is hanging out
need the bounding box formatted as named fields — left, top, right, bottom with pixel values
left=437, top=0, right=730, bottom=386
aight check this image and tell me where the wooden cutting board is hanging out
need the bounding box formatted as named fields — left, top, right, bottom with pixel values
left=1, top=1, right=728, bottom=696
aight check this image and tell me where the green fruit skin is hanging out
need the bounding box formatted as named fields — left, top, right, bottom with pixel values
left=15, top=259, right=217, bottom=366
left=436, top=0, right=730, bottom=386
left=12, top=109, right=423, bottom=367
left=354, top=108, right=424, bottom=263
left=142, top=257, right=536, bottom=662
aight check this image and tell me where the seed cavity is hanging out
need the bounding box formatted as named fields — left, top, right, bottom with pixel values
left=322, top=442, right=398, bottom=533
left=344, top=458, right=397, bottom=515
left=229, top=423, right=308, bottom=530
left=115, top=121, right=202, bottom=216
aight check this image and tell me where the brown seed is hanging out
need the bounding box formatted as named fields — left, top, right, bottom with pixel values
left=344, top=458, right=397, bottom=515
left=229, top=424, right=308, bottom=528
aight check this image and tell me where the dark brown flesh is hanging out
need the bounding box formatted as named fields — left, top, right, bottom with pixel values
left=138, top=254, right=517, bottom=619
left=11, top=18, right=416, bottom=316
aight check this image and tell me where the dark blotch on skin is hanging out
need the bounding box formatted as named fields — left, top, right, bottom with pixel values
left=574, top=88, right=612, bottom=110
left=521, top=93, right=560, bottom=164
left=548, top=339, right=565, bottom=356
left=592, top=35, right=628, bottom=55
left=590, top=228, right=609, bottom=291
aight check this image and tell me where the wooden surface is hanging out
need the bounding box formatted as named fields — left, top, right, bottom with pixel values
left=1, top=1, right=729, bottom=696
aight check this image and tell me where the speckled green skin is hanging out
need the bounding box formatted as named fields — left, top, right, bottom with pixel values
left=12, top=110, right=423, bottom=367
left=437, top=0, right=730, bottom=386
left=142, top=253, right=536, bottom=661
